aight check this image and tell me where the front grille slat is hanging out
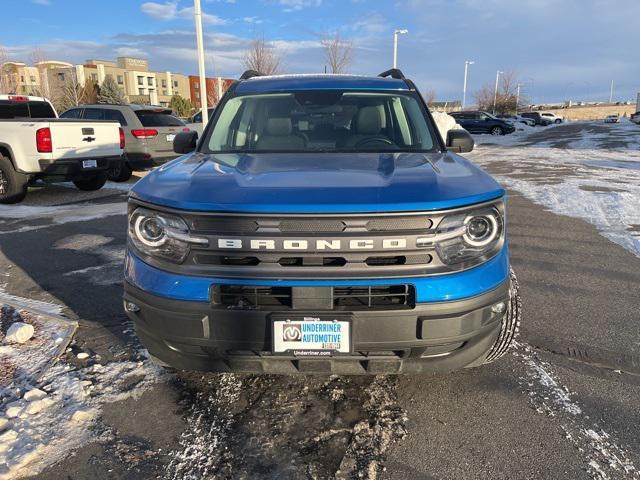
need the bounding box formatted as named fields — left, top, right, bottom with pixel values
left=212, top=285, right=415, bottom=311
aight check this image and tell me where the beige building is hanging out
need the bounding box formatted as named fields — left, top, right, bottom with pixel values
left=1, top=56, right=191, bottom=108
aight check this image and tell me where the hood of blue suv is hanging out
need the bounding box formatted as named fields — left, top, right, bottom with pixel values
left=131, top=151, right=504, bottom=213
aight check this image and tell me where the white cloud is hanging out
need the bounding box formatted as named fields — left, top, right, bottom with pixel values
left=31, top=0, right=50, bottom=4
left=141, top=2, right=228, bottom=25
left=351, top=12, right=387, bottom=34
left=277, top=0, right=322, bottom=12
left=243, top=16, right=263, bottom=24
left=141, top=1, right=178, bottom=21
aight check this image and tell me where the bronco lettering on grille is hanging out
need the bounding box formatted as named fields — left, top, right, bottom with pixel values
left=215, top=238, right=411, bottom=251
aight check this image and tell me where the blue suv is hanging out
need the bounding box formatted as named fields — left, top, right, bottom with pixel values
left=123, top=69, right=520, bottom=374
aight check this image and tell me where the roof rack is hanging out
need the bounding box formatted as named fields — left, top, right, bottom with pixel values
left=239, top=69, right=266, bottom=80
left=378, top=68, right=406, bottom=80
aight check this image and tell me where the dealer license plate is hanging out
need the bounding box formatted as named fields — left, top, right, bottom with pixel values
left=166, top=134, right=176, bottom=142
left=272, top=317, right=351, bottom=355
left=82, top=159, right=97, bottom=169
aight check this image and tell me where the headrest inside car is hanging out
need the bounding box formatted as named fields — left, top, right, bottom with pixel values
left=266, top=118, right=293, bottom=136
left=356, top=106, right=383, bottom=135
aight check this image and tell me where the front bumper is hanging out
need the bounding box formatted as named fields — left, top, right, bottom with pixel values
left=124, top=250, right=511, bottom=374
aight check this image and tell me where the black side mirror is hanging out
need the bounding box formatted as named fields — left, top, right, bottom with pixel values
left=173, top=131, right=198, bottom=154
left=447, top=129, right=474, bottom=153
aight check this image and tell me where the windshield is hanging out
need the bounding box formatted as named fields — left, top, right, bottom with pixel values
left=201, top=90, right=438, bottom=154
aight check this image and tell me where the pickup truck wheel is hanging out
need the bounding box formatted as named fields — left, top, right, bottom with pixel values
left=0, top=156, right=28, bottom=204
left=107, top=162, right=133, bottom=183
left=73, top=172, right=108, bottom=191
left=483, top=268, right=521, bottom=363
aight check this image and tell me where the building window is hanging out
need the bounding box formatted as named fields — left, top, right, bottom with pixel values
left=30, top=76, right=36, bottom=83
left=173, top=80, right=178, bottom=87
left=20, top=76, right=25, bottom=83
left=57, top=73, right=65, bottom=81
left=147, top=77, right=153, bottom=86
left=91, top=73, right=98, bottom=81
left=195, top=92, right=200, bottom=99
left=138, top=76, right=144, bottom=86
left=194, top=82, right=199, bottom=89
left=162, top=90, right=168, bottom=96
left=117, top=75, right=124, bottom=85
left=161, top=79, right=167, bottom=88
left=138, top=88, right=145, bottom=95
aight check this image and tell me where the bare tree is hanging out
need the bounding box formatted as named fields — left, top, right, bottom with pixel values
left=422, top=88, right=436, bottom=107
left=321, top=31, right=353, bottom=74
left=0, top=45, right=17, bottom=94
left=242, top=36, right=282, bottom=75
left=51, top=68, right=97, bottom=113
left=31, top=46, right=49, bottom=98
left=474, top=70, right=526, bottom=115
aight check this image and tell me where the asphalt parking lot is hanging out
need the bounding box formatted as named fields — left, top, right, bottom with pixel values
left=1, top=121, right=639, bottom=479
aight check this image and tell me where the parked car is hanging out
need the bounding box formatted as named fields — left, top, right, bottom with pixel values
left=497, top=114, right=536, bottom=127
left=449, top=111, right=516, bottom=135
left=605, top=114, right=620, bottom=123
left=630, top=112, right=640, bottom=125
left=60, top=104, right=189, bottom=182
left=123, top=69, right=520, bottom=374
left=185, top=107, right=215, bottom=136
left=540, top=112, right=563, bottom=124
left=0, top=95, right=123, bottom=203
left=520, top=112, right=554, bottom=126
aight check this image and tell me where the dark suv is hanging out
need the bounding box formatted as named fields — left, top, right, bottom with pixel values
left=60, top=104, right=189, bottom=181
left=449, top=111, right=516, bottom=135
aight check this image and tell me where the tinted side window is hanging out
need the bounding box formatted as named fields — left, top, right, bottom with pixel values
left=60, top=108, right=82, bottom=119
left=135, top=111, right=185, bottom=127
left=28, top=101, right=56, bottom=118
left=83, top=108, right=105, bottom=120
left=0, top=101, right=29, bottom=119
left=103, top=109, right=128, bottom=126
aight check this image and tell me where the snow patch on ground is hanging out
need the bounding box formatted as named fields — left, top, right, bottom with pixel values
left=54, top=234, right=125, bottom=286
left=0, top=202, right=126, bottom=235
left=515, top=343, right=638, bottom=479
left=0, top=297, right=167, bottom=479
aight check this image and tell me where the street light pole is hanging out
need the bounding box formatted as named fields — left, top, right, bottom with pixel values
left=609, top=79, right=614, bottom=104
left=393, top=29, right=408, bottom=69
left=194, top=0, right=208, bottom=127
left=462, top=60, right=474, bottom=109
left=516, top=83, right=524, bottom=115
left=493, top=70, right=503, bottom=115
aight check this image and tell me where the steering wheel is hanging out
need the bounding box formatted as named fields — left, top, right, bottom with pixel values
left=354, top=137, right=394, bottom=148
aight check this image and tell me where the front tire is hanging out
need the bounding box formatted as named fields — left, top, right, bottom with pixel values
left=107, top=162, right=132, bottom=182
left=73, top=172, right=108, bottom=191
left=490, top=126, right=504, bottom=136
left=554, top=119, right=562, bottom=124
left=484, top=268, right=521, bottom=363
left=0, top=155, right=28, bottom=204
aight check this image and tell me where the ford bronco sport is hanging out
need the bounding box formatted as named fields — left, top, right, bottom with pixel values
left=123, top=69, right=520, bottom=374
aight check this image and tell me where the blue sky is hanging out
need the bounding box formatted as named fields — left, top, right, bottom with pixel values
left=2, top=0, right=639, bottom=103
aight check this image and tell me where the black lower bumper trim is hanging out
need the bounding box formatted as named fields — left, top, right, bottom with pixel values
left=124, top=280, right=510, bottom=374
left=36, top=156, right=122, bottom=180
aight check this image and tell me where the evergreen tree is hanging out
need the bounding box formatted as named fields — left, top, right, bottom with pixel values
left=169, top=95, right=194, bottom=118
left=96, top=74, right=127, bottom=105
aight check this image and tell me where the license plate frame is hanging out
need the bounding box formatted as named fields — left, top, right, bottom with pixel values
left=271, top=315, right=352, bottom=356
left=82, top=159, right=97, bottom=169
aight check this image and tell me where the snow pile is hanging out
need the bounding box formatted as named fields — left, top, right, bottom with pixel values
left=431, top=111, right=463, bottom=139
left=0, top=294, right=168, bottom=479
left=4, top=323, right=34, bottom=344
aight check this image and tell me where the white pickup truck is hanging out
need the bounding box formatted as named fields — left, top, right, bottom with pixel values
left=0, top=95, right=124, bottom=203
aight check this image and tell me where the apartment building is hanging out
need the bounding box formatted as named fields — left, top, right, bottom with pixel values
left=0, top=61, right=48, bottom=95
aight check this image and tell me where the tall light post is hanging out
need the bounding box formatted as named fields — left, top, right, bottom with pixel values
left=609, top=79, right=614, bottom=104
left=515, top=83, right=524, bottom=114
left=393, top=29, right=408, bottom=69
left=194, top=0, right=208, bottom=127
left=493, top=70, right=503, bottom=115
left=462, top=60, right=474, bottom=109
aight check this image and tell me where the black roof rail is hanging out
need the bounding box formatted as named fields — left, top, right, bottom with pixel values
left=378, top=68, right=406, bottom=80
left=239, top=69, right=266, bottom=80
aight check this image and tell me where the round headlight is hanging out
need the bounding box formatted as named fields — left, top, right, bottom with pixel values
left=134, top=215, right=166, bottom=247
left=463, top=214, right=498, bottom=247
